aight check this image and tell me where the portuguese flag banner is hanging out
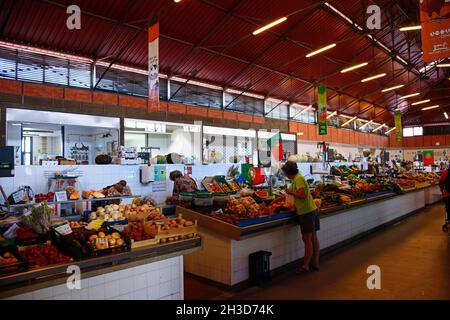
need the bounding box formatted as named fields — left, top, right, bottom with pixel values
left=423, top=150, right=434, bottom=166
left=317, top=84, right=327, bottom=135
left=267, top=132, right=283, bottom=163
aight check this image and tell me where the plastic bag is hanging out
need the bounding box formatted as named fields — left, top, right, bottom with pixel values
left=286, top=194, right=295, bottom=207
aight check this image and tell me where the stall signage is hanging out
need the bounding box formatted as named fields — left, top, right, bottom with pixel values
left=420, top=1, right=450, bottom=62
left=55, top=191, right=68, bottom=202
left=423, top=150, right=434, bottom=166
left=148, top=22, right=160, bottom=111
left=394, top=110, right=403, bottom=142
left=317, top=84, right=327, bottom=135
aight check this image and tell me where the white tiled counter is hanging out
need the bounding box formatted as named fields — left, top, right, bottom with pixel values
left=424, top=185, right=441, bottom=205
left=1, top=238, right=201, bottom=300
left=184, top=190, right=425, bottom=286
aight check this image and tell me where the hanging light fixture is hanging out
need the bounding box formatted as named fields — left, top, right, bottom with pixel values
left=306, top=43, right=336, bottom=58
left=444, top=112, right=449, bottom=120
left=372, top=123, right=385, bottom=132
left=385, top=127, right=396, bottom=134
left=359, top=120, right=373, bottom=129
left=421, top=105, right=439, bottom=111
left=326, top=111, right=337, bottom=119
left=253, top=17, right=288, bottom=35
left=361, top=73, right=386, bottom=82
left=340, top=62, right=368, bottom=73
left=399, top=25, right=422, bottom=31
left=381, top=84, right=404, bottom=92
left=341, top=116, right=357, bottom=126
left=411, top=99, right=430, bottom=106
left=399, top=92, right=420, bottom=99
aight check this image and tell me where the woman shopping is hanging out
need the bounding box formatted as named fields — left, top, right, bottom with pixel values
left=274, top=161, right=320, bottom=273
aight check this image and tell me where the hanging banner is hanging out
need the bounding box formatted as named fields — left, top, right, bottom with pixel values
left=394, top=110, right=403, bottom=142
left=423, top=150, right=434, bottom=166
left=148, top=22, right=159, bottom=111
left=419, top=1, right=450, bottom=62
left=317, top=84, right=327, bottom=135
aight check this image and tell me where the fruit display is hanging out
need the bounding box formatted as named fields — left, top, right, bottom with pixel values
left=83, top=180, right=132, bottom=199
left=120, top=203, right=163, bottom=222
left=143, top=216, right=196, bottom=243
left=20, top=243, right=72, bottom=268
left=266, top=201, right=295, bottom=215
left=206, top=182, right=223, bottom=193
left=218, top=182, right=232, bottom=193
left=87, top=231, right=125, bottom=250
left=227, top=180, right=241, bottom=192
left=0, top=252, right=18, bottom=265
left=65, top=186, right=80, bottom=200
left=69, top=221, right=88, bottom=229
left=34, top=192, right=55, bottom=203
left=88, top=204, right=127, bottom=223
left=226, top=197, right=261, bottom=217
left=123, top=223, right=155, bottom=242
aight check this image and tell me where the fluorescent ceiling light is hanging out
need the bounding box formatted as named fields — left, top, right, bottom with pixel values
left=396, top=55, right=408, bottom=65
left=174, top=0, right=182, bottom=2
left=293, top=105, right=312, bottom=118
left=385, top=127, right=395, bottom=134
left=361, top=73, right=386, bottom=82
left=326, top=111, right=337, bottom=119
left=399, top=92, right=420, bottom=99
left=411, top=99, right=430, bottom=106
left=372, top=123, right=385, bottom=132
left=306, top=43, right=336, bottom=58
left=381, top=84, right=404, bottom=92
left=421, top=105, right=439, bottom=111
left=324, top=3, right=363, bottom=30
left=445, top=112, right=449, bottom=120
left=399, top=25, right=422, bottom=31
left=253, top=17, right=287, bottom=35
left=359, top=120, right=373, bottom=129
left=340, top=62, right=368, bottom=73
left=342, top=116, right=357, bottom=126
left=436, top=63, right=450, bottom=67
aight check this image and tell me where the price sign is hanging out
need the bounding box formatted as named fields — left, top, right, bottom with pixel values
left=55, top=191, right=68, bottom=202
left=53, top=222, right=72, bottom=235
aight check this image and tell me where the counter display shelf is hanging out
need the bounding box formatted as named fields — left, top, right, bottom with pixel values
left=184, top=188, right=428, bottom=287
left=177, top=206, right=297, bottom=240
left=1, top=236, right=201, bottom=300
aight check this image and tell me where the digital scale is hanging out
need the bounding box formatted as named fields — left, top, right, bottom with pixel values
left=0, top=146, right=14, bottom=177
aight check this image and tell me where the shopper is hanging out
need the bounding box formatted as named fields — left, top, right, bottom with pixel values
left=438, top=164, right=450, bottom=229
left=169, top=170, right=198, bottom=198
left=274, top=161, right=319, bottom=273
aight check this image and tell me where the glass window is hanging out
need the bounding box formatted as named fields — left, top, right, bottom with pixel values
left=403, top=127, right=414, bottom=137
left=413, top=127, right=423, bottom=136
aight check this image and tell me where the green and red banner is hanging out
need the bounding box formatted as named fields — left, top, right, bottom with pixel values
left=423, top=150, right=434, bottom=166
left=317, top=84, right=327, bottom=135
left=394, top=110, right=403, bottom=142
left=267, top=132, right=283, bottom=163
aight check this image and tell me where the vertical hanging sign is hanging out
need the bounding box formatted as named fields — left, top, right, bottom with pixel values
left=317, top=84, right=327, bottom=135
left=394, top=110, right=403, bottom=142
left=148, top=22, right=159, bottom=111
left=419, top=1, right=450, bottom=62
left=423, top=150, right=434, bottom=166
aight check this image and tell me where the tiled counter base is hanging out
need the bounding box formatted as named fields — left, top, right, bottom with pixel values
left=1, top=238, right=201, bottom=300
left=424, top=185, right=441, bottom=205
left=184, top=190, right=425, bottom=286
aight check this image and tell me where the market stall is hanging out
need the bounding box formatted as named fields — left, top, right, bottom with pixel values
left=180, top=169, right=440, bottom=287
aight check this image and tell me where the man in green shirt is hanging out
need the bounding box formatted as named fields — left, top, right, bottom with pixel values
left=274, top=161, right=320, bottom=273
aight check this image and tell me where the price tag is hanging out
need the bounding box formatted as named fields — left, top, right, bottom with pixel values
left=53, top=222, right=72, bottom=235
left=12, top=190, right=26, bottom=203
left=55, top=191, right=68, bottom=202
left=95, top=237, right=109, bottom=249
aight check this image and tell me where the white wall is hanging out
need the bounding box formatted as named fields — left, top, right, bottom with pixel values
left=6, top=123, right=22, bottom=165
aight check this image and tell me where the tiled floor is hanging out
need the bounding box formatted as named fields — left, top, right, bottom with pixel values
left=184, top=203, right=450, bottom=300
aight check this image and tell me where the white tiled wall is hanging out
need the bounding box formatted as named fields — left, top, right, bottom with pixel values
left=185, top=191, right=425, bottom=286
left=0, top=163, right=238, bottom=205
left=5, top=256, right=183, bottom=300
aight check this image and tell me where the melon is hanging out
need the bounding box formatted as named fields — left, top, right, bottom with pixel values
left=255, top=190, right=269, bottom=199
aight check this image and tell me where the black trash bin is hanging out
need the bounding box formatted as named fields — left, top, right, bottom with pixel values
left=249, top=251, right=272, bottom=285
